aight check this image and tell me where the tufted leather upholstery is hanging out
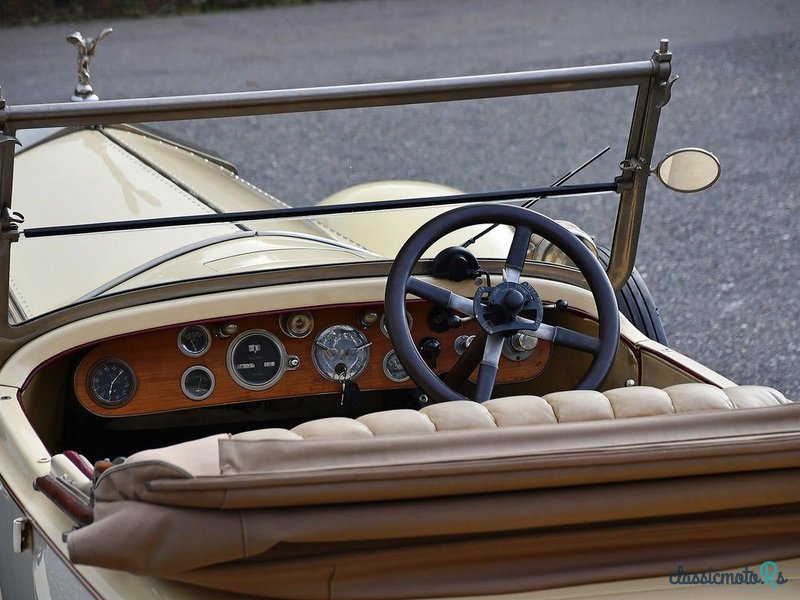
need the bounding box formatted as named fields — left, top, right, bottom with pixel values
left=69, top=381, right=799, bottom=591
left=243, top=383, right=791, bottom=441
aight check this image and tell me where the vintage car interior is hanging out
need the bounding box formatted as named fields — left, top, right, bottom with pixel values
left=0, top=38, right=798, bottom=599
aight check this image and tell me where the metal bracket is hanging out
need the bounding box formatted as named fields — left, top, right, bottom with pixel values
left=0, top=87, right=8, bottom=133
left=1, top=207, right=24, bottom=242
left=618, top=158, right=642, bottom=173
left=0, top=133, right=20, bottom=148
left=656, top=74, right=679, bottom=109
left=652, top=39, right=673, bottom=63
left=13, top=516, right=32, bottom=553
left=615, top=158, right=642, bottom=192
left=650, top=39, right=676, bottom=108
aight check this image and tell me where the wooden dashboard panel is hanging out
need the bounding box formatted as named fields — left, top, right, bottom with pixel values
left=74, top=302, right=551, bottom=417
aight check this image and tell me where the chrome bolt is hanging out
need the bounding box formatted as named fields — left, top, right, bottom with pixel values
left=509, top=331, right=538, bottom=352
left=454, top=334, right=475, bottom=355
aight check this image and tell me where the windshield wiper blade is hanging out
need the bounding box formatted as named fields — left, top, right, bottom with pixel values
left=461, top=145, right=612, bottom=248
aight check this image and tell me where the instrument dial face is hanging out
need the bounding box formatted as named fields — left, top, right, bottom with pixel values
left=178, top=325, right=211, bottom=357
left=312, top=324, right=371, bottom=382
left=383, top=350, right=409, bottom=383
left=180, top=366, right=215, bottom=401
left=226, top=330, right=287, bottom=391
left=87, top=358, right=137, bottom=408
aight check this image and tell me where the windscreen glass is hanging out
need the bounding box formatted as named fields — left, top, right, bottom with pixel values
left=9, top=87, right=634, bottom=321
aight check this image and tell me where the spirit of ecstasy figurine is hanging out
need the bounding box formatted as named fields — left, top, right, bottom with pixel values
left=66, top=28, right=113, bottom=102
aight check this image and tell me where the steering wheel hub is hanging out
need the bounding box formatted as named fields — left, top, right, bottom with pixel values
left=473, top=281, right=543, bottom=334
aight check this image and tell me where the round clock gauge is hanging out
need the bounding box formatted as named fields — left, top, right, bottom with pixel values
left=87, top=358, right=137, bottom=408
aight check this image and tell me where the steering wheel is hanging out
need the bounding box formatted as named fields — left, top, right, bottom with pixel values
left=384, top=203, right=619, bottom=403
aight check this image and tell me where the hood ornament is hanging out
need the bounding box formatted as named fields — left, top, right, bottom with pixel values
left=66, top=28, right=113, bottom=102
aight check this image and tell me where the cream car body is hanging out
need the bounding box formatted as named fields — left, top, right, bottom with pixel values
left=0, top=39, right=797, bottom=599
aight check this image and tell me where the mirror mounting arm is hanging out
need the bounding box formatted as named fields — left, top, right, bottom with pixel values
left=614, top=158, right=643, bottom=193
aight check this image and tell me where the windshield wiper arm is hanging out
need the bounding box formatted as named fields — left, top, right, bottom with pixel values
left=20, top=181, right=616, bottom=239
left=461, top=145, right=611, bottom=248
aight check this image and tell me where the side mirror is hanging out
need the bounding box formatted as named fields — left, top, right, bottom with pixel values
left=654, top=148, right=720, bottom=193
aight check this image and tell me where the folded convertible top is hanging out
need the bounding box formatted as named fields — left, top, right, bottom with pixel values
left=66, top=388, right=800, bottom=599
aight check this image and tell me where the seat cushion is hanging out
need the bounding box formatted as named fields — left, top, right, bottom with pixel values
left=279, top=384, right=791, bottom=438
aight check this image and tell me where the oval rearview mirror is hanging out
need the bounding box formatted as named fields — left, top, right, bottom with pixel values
left=654, top=148, right=720, bottom=193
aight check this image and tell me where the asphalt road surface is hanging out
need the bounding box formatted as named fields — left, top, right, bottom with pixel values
left=1, top=0, right=798, bottom=397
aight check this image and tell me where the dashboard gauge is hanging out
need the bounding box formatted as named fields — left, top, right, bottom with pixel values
left=226, top=329, right=287, bottom=391
left=383, top=350, right=409, bottom=383
left=379, top=311, right=413, bottom=338
left=177, top=325, right=211, bottom=357
left=87, top=358, right=137, bottom=408
left=312, top=324, right=371, bottom=382
left=180, top=366, right=215, bottom=401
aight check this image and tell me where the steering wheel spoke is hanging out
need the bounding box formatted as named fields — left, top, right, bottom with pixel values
left=503, top=224, right=532, bottom=283
left=474, top=333, right=504, bottom=402
left=533, top=322, right=601, bottom=355
left=407, top=277, right=475, bottom=316
left=443, top=330, right=487, bottom=389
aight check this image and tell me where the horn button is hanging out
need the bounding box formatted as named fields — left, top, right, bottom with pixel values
left=473, top=281, right=543, bottom=335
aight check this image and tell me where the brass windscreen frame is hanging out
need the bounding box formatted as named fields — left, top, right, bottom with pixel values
left=0, top=42, right=673, bottom=340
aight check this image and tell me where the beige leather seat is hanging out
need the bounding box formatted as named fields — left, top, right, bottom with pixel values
left=83, top=383, right=792, bottom=497
left=66, top=383, right=798, bottom=599
left=283, top=383, right=791, bottom=439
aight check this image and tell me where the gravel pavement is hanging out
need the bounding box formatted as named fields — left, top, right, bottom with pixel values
left=1, top=0, right=798, bottom=396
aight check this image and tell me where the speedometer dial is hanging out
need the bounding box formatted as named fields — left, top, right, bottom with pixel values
left=312, top=324, right=371, bottom=382
left=87, top=358, right=137, bottom=408
left=226, top=330, right=287, bottom=391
